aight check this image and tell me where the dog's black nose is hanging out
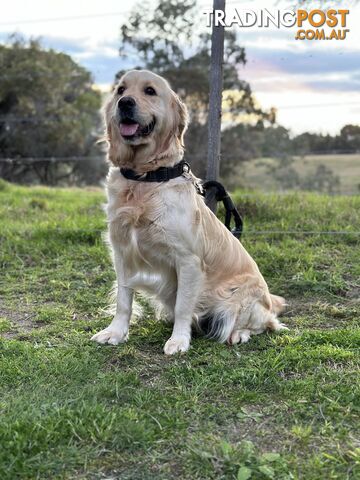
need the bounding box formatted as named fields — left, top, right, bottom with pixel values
left=118, top=96, right=136, bottom=110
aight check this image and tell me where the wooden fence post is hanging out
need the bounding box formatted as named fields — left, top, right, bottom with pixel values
left=205, top=0, right=225, bottom=213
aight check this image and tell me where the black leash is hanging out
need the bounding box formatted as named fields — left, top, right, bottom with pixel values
left=120, top=160, right=243, bottom=239
left=202, top=180, right=243, bottom=239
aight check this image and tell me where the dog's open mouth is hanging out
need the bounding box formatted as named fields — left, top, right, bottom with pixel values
left=119, top=117, right=156, bottom=139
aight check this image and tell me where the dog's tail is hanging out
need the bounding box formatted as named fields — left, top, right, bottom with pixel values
left=198, top=294, right=288, bottom=343
left=198, top=309, right=237, bottom=343
left=270, top=294, right=287, bottom=315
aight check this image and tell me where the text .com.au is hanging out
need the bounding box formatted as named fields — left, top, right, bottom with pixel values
left=203, top=9, right=350, bottom=41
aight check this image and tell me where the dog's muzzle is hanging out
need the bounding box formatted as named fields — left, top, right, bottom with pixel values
left=117, top=96, right=156, bottom=140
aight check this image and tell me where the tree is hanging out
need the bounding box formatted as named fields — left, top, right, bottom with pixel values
left=118, top=0, right=273, bottom=178
left=0, top=35, right=104, bottom=185
left=259, top=126, right=291, bottom=158
left=339, top=125, right=360, bottom=152
left=220, top=124, right=263, bottom=182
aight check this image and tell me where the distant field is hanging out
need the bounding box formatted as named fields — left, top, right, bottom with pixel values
left=240, top=154, right=360, bottom=195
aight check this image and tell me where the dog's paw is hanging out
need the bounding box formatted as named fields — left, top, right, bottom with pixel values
left=228, top=329, right=251, bottom=345
left=163, top=336, right=190, bottom=355
left=91, top=329, right=128, bottom=345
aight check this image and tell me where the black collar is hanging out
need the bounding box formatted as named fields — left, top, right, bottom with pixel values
left=120, top=160, right=190, bottom=182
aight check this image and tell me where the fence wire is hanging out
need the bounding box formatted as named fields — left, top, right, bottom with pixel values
left=1, top=152, right=359, bottom=163
left=1, top=156, right=359, bottom=239
left=2, top=228, right=359, bottom=237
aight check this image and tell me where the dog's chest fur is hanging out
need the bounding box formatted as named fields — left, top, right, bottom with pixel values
left=106, top=170, right=182, bottom=275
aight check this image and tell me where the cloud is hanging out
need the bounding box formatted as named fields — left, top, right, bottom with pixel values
left=247, top=46, right=360, bottom=75
left=0, top=31, right=89, bottom=54
left=40, top=35, right=120, bottom=58
left=240, top=43, right=360, bottom=95
left=77, top=54, right=133, bottom=84
left=42, top=36, right=89, bottom=54
left=306, top=77, right=360, bottom=92
left=0, top=32, right=127, bottom=85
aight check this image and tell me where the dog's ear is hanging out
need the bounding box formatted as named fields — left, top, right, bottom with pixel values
left=172, top=92, right=189, bottom=147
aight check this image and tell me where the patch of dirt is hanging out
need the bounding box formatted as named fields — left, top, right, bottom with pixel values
left=105, top=346, right=166, bottom=388
left=283, top=298, right=359, bottom=329
left=0, top=301, right=38, bottom=339
left=345, top=285, right=360, bottom=300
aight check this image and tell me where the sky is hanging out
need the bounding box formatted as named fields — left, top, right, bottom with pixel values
left=1, top=0, right=360, bottom=135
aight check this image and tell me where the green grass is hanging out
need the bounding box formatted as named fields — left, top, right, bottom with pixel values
left=0, top=180, right=359, bottom=479
left=240, top=154, right=360, bottom=194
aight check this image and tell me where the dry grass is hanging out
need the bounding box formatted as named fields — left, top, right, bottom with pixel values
left=240, top=154, right=360, bottom=194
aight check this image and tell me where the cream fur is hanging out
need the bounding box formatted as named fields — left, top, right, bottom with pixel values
left=91, top=70, right=287, bottom=354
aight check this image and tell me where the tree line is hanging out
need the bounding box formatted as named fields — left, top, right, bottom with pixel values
left=0, top=0, right=359, bottom=187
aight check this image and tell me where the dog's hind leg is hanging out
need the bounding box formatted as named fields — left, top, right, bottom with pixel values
left=228, top=328, right=251, bottom=345
left=228, top=296, right=288, bottom=345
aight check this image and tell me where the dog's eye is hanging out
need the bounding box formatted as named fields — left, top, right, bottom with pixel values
left=144, top=86, right=156, bottom=96
left=117, top=86, right=125, bottom=95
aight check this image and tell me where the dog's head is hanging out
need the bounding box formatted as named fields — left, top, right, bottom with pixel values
left=104, top=70, right=189, bottom=171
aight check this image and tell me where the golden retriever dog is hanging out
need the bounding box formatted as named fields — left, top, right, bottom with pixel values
left=91, top=70, right=287, bottom=354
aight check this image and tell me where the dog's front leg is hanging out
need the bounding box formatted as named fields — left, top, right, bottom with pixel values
left=164, top=255, right=203, bottom=355
left=91, top=255, right=133, bottom=345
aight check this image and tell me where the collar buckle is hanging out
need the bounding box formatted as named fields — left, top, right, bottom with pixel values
left=182, top=161, right=190, bottom=174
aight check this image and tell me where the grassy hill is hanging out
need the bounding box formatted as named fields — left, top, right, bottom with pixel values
left=0, top=180, right=359, bottom=479
left=240, top=154, right=360, bottom=195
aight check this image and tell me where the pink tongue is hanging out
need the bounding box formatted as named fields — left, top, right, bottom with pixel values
left=120, top=123, right=139, bottom=136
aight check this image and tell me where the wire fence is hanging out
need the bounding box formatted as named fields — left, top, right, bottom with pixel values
left=2, top=227, right=360, bottom=237
left=1, top=151, right=360, bottom=163
left=0, top=156, right=105, bottom=164
left=1, top=154, right=359, bottom=188
left=1, top=102, right=360, bottom=120
left=0, top=116, right=102, bottom=124
left=0, top=166, right=358, bottom=238
left=1, top=157, right=359, bottom=239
